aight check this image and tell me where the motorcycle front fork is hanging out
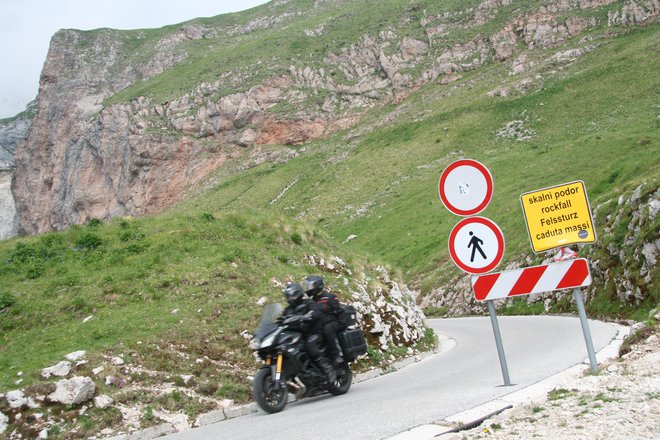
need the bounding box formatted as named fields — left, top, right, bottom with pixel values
left=266, top=352, right=284, bottom=386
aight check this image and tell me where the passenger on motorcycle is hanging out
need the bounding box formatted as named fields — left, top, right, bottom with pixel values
left=303, top=275, right=344, bottom=365
left=282, top=282, right=337, bottom=383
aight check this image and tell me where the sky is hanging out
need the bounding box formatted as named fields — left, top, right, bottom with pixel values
left=0, top=0, right=270, bottom=119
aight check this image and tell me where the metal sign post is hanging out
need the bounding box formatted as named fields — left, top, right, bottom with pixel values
left=439, top=159, right=512, bottom=387
left=573, top=287, right=598, bottom=373
left=486, top=300, right=512, bottom=386
left=471, top=259, right=598, bottom=374
left=518, top=180, right=599, bottom=373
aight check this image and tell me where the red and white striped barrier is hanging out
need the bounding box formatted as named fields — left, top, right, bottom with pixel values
left=471, top=258, right=592, bottom=301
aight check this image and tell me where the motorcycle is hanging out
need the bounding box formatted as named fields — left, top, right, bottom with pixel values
left=251, top=303, right=367, bottom=413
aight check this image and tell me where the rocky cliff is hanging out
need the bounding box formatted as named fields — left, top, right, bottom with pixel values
left=12, top=26, right=223, bottom=234
left=10, top=0, right=659, bottom=236
left=0, top=105, right=34, bottom=239
left=0, top=171, right=17, bottom=240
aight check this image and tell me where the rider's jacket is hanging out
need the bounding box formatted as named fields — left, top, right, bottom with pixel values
left=312, top=290, right=341, bottom=324
left=282, top=299, right=322, bottom=333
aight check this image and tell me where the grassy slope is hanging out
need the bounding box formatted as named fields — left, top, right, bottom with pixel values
left=0, top=211, right=366, bottom=391
left=101, top=0, right=555, bottom=107
left=186, top=24, right=659, bottom=289
left=103, top=0, right=422, bottom=106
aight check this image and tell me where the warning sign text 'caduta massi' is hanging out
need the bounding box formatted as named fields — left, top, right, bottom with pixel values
left=520, top=180, right=596, bottom=253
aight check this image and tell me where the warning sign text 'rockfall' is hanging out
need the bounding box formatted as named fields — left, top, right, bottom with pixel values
left=520, top=180, right=596, bottom=253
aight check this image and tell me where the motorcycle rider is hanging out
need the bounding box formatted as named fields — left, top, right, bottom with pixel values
left=303, top=275, right=344, bottom=365
left=282, top=282, right=337, bottom=384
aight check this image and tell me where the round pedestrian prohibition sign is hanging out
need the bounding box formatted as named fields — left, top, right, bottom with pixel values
left=439, top=159, right=494, bottom=217
left=448, top=216, right=505, bottom=274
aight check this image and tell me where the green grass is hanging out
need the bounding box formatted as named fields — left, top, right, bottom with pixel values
left=0, top=208, right=434, bottom=394
left=548, top=388, right=578, bottom=401
left=0, top=211, right=346, bottom=389
left=102, top=0, right=440, bottom=107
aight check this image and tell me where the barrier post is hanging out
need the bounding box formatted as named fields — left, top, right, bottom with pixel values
left=487, top=300, right=512, bottom=386
left=573, top=287, right=598, bottom=373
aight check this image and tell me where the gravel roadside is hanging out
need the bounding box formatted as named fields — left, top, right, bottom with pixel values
left=451, top=324, right=660, bottom=440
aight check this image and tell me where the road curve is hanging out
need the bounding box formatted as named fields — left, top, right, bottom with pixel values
left=163, top=315, right=618, bottom=440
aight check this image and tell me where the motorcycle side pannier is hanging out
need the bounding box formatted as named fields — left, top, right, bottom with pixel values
left=340, top=328, right=368, bottom=362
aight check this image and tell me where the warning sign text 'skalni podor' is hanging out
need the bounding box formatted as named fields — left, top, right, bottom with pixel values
left=520, top=180, right=597, bottom=253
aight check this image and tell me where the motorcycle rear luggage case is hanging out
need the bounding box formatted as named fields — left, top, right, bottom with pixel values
left=338, top=304, right=358, bottom=327
left=340, top=328, right=367, bottom=362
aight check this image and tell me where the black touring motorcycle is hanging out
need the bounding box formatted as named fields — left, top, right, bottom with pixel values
left=251, top=303, right=367, bottom=413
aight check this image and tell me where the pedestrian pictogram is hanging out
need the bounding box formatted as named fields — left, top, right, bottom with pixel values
left=448, top=216, right=505, bottom=274
left=439, top=159, right=494, bottom=216
left=468, top=231, right=487, bottom=262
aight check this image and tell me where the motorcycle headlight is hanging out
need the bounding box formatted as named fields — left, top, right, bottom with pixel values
left=259, top=332, right=277, bottom=349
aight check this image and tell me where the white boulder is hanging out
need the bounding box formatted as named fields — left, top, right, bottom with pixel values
left=65, top=351, right=87, bottom=362
left=94, top=394, right=114, bottom=409
left=154, top=410, right=190, bottom=432
left=5, top=390, right=27, bottom=409
left=41, top=361, right=72, bottom=379
left=0, top=411, right=7, bottom=434
left=48, top=376, right=96, bottom=405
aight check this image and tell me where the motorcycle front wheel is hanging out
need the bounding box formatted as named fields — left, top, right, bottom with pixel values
left=252, top=367, right=288, bottom=413
left=328, top=363, right=352, bottom=396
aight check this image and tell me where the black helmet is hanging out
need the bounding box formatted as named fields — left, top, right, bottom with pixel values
left=303, top=275, right=324, bottom=297
left=284, top=282, right=304, bottom=306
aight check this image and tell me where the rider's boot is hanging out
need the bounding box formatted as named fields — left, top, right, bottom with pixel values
left=317, top=356, right=336, bottom=384
left=331, top=338, right=344, bottom=365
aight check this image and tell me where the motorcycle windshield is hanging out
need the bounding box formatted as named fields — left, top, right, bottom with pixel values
left=254, top=303, right=284, bottom=341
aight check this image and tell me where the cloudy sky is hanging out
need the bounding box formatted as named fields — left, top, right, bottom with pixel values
left=0, top=0, right=270, bottom=119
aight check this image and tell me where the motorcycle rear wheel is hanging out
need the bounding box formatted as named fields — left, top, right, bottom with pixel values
left=328, top=363, right=352, bottom=396
left=253, top=368, right=288, bottom=413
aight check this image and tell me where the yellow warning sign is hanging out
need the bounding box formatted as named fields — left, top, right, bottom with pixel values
left=520, top=180, right=597, bottom=253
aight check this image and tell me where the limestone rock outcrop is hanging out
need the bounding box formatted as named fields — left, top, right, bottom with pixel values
left=0, top=107, right=32, bottom=238
left=0, top=171, right=17, bottom=239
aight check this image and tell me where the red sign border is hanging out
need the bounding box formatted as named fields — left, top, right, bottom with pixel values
left=439, top=159, right=494, bottom=217
left=448, top=216, right=505, bottom=274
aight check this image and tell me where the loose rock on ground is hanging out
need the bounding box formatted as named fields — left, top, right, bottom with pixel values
left=455, top=326, right=660, bottom=439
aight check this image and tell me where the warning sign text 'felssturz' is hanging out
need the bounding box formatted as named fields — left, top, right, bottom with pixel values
left=520, top=181, right=596, bottom=253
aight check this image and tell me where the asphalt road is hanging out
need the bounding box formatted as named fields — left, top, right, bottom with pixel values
left=163, top=315, right=618, bottom=440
